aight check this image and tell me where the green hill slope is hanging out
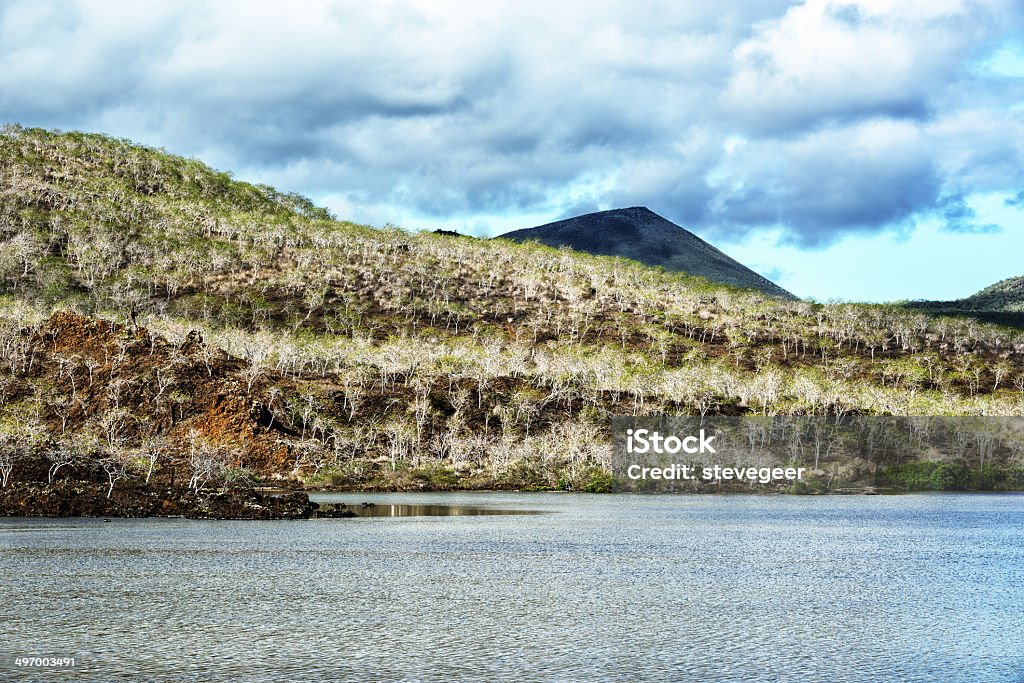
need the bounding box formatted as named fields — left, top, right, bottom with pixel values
left=956, top=276, right=1024, bottom=312
left=2, top=125, right=1024, bottom=499
left=905, top=276, right=1024, bottom=328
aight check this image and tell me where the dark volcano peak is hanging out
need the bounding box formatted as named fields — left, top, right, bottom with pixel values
left=498, top=207, right=792, bottom=298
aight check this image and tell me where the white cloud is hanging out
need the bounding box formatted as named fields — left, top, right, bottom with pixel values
left=720, top=0, right=986, bottom=133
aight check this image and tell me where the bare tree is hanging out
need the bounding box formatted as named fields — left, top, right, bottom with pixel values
left=153, top=365, right=175, bottom=403
left=139, top=433, right=169, bottom=484
left=186, top=429, right=232, bottom=491
left=384, top=419, right=415, bottom=471
left=98, top=408, right=132, bottom=454
left=993, top=360, right=1013, bottom=392
left=45, top=443, right=78, bottom=483
left=0, top=417, right=43, bottom=487
left=100, top=452, right=133, bottom=499
left=0, top=446, right=18, bottom=488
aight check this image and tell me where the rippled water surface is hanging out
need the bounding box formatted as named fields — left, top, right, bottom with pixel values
left=2, top=493, right=1023, bottom=682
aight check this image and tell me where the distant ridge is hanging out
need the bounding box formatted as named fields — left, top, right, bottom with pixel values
left=958, top=276, right=1024, bottom=312
left=906, top=275, right=1024, bottom=328
left=498, top=207, right=793, bottom=298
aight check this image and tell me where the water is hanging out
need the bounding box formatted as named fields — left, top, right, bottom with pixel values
left=311, top=500, right=547, bottom=517
left=2, top=493, right=1023, bottom=682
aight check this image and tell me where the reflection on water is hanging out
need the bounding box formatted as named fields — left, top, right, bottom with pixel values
left=311, top=499, right=547, bottom=517
left=2, top=493, right=1024, bottom=682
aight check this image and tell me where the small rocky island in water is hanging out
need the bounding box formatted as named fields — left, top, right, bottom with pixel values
left=0, top=481, right=319, bottom=520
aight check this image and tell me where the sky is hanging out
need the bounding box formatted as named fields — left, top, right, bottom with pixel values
left=2, top=0, right=1024, bottom=302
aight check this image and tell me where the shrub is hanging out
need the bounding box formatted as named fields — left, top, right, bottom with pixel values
left=579, top=467, right=615, bottom=493
left=881, top=461, right=972, bottom=490
left=222, top=467, right=260, bottom=489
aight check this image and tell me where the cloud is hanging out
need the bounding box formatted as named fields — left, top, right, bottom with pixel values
left=719, top=0, right=985, bottom=135
left=706, top=119, right=942, bottom=244
left=935, top=194, right=1001, bottom=234
left=0, top=0, right=1022, bottom=245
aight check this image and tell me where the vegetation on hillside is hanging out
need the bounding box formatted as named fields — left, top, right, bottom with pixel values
left=906, top=275, right=1024, bottom=328
left=2, top=124, right=1024, bottom=498
left=960, top=276, right=1024, bottom=311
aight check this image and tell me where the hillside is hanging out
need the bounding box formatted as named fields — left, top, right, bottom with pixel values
left=904, top=276, right=1024, bottom=328
left=2, top=125, right=1024, bottom=503
left=498, top=207, right=793, bottom=298
left=961, top=276, right=1024, bottom=311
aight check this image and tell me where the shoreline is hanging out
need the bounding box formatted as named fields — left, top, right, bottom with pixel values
left=2, top=480, right=1020, bottom=520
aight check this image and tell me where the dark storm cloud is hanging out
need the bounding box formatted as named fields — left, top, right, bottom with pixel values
left=699, top=120, right=947, bottom=245
left=1, top=0, right=1022, bottom=242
